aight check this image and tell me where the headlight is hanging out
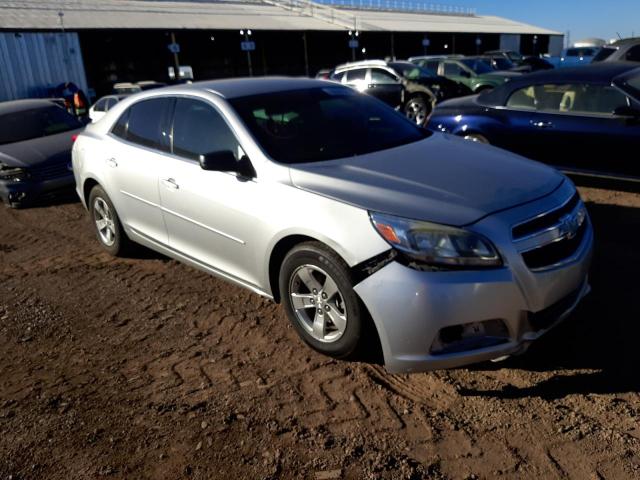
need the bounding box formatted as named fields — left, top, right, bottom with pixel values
left=0, top=163, right=30, bottom=183
left=370, top=212, right=502, bottom=268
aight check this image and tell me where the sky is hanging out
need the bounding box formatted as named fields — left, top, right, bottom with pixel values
left=320, top=1, right=640, bottom=43
left=465, top=0, right=639, bottom=43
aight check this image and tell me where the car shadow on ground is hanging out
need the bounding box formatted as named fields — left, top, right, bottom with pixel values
left=459, top=201, right=640, bottom=399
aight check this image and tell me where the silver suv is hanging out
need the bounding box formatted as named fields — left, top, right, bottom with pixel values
left=72, top=78, right=593, bottom=373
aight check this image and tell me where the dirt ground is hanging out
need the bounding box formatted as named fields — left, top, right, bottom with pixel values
left=1, top=183, right=639, bottom=480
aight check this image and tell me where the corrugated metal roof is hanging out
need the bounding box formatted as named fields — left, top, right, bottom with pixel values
left=0, top=0, right=562, bottom=35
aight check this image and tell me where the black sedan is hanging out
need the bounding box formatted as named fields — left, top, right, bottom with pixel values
left=428, top=63, right=640, bottom=181
left=0, top=99, right=84, bottom=207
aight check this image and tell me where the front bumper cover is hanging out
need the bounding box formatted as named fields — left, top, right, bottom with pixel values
left=354, top=183, right=594, bottom=373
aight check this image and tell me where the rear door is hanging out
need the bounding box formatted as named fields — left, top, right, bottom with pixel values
left=105, top=97, right=173, bottom=244
left=367, top=68, right=404, bottom=108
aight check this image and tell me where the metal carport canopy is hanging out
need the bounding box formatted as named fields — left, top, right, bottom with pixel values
left=0, top=0, right=561, bottom=35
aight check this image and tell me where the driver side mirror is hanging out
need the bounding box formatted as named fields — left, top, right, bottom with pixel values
left=614, top=105, right=640, bottom=119
left=199, top=150, right=256, bottom=179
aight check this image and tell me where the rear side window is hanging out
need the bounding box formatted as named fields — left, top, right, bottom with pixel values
left=113, top=98, right=172, bottom=151
left=105, top=98, right=118, bottom=111
left=171, top=98, right=240, bottom=161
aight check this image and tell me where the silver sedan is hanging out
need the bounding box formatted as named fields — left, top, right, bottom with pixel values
left=72, top=78, right=593, bottom=373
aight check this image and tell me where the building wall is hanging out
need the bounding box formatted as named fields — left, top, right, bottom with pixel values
left=0, top=32, right=88, bottom=102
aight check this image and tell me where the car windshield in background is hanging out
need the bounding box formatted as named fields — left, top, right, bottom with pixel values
left=389, top=63, right=435, bottom=80
left=460, top=59, right=493, bottom=74
left=229, top=87, right=429, bottom=164
left=506, top=51, right=524, bottom=63
left=492, top=57, right=514, bottom=70
left=0, top=105, right=82, bottom=145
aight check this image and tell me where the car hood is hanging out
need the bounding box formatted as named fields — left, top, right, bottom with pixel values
left=289, top=134, right=564, bottom=226
left=0, top=129, right=82, bottom=168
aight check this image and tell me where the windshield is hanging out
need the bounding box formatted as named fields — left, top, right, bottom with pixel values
left=229, top=87, right=429, bottom=164
left=460, top=58, right=494, bottom=74
left=0, top=105, right=82, bottom=145
left=389, top=63, right=435, bottom=80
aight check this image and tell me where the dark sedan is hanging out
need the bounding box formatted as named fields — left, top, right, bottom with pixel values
left=428, top=63, right=640, bottom=180
left=0, top=99, right=84, bottom=207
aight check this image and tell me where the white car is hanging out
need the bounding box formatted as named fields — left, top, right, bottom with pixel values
left=88, top=95, right=128, bottom=123
left=72, top=78, right=593, bottom=373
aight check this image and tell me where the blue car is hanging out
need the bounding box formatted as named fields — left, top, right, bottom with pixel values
left=550, top=47, right=601, bottom=68
left=428, top=63, right=640, bottom=180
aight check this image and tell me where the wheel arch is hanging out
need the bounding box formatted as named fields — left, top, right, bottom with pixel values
left=82, top=177, right=101, bottom=208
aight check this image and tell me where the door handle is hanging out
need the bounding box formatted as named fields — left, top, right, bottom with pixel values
left=106, top=158, right=118, bottom=168
left=530, top=120, right=553, bottom=129
left=161, top=178, right=179, bottom=190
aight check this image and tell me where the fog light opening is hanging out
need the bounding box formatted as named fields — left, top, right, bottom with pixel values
left=430, top=319, right=510, bottom=355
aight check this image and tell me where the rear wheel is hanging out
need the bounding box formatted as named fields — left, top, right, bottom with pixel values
left=404, top=95, right=433, bottom=127
left=279, top=242, right=363, bottom=358
left=89, top=185, right=130, bottom=256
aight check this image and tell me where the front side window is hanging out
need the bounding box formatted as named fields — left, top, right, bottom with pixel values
left=443, top=62, right=464, bottom=76
left=422, top=60, right=440, bottom=75
left=0, top=105, right=82, bottom=145
left=345, top=69, right=367, bottom=83
left=229, top=86, right=429, bottom=164
left=459, top=59, right=492, bottom=74
left=171, top=98, right=239, bottom=161
left=116, top=98, right=172, bottom=151
left=506, top=83, right=629, bottom=115
left=370, top=68, right=398, bottom=84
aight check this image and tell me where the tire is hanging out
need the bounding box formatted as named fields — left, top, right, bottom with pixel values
left=279, top=242, right=363, bottom=359
left=404, top=95, right=433, bottom=127
left=88, top=185, right=130, bottom=256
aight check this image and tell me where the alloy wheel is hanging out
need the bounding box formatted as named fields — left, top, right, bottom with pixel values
left=288, top=264, right=348, bottom=343
left=93, top=197, right=116, bottom=246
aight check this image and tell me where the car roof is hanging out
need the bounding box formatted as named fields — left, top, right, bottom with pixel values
left=610, top=37, right=640, bottom=47
left=162, top=77, right=337, bottom=99
left=510, top=61, right=639, bottom=84
left=479, top=62, right=640, bottom=105
left=0, top=98, right=60, bottom=115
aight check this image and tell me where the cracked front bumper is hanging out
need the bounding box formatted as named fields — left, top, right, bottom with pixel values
left=355, top=189, right=594, bottom=374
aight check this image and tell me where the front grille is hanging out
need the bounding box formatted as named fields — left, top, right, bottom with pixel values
left=30, top=162, right=72, bottom=181
left=512, top=193, right=579, bottom=239
left=521, top=221, right=587, bottom=269
left=512, top=192, right=588, bottom=270
left=529, top=286, right=582, bottom=331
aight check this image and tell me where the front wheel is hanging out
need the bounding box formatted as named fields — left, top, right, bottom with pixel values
left=404, top=95, right=433, bottom=127
left=88, top=185, right=131, bottom=256
left=279, top=242, right=364, bottom=358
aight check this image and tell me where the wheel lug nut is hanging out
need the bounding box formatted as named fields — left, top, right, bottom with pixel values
left=312, top=289, right=318, bottom=295
left=317, top=308, right=323, bottom=315
left=322, top=293, right=327, bottom=299
left=325, top=305, right=330, bottom=311
left=310, top=299, right=315, bottom=304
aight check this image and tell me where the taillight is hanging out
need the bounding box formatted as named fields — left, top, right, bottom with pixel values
left=71, top=134, right=78, bottom=142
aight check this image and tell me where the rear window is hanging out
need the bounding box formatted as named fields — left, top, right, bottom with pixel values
left=0, top=105, right=82, bottom=145
left=229, top=87, right=429, bottom=164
